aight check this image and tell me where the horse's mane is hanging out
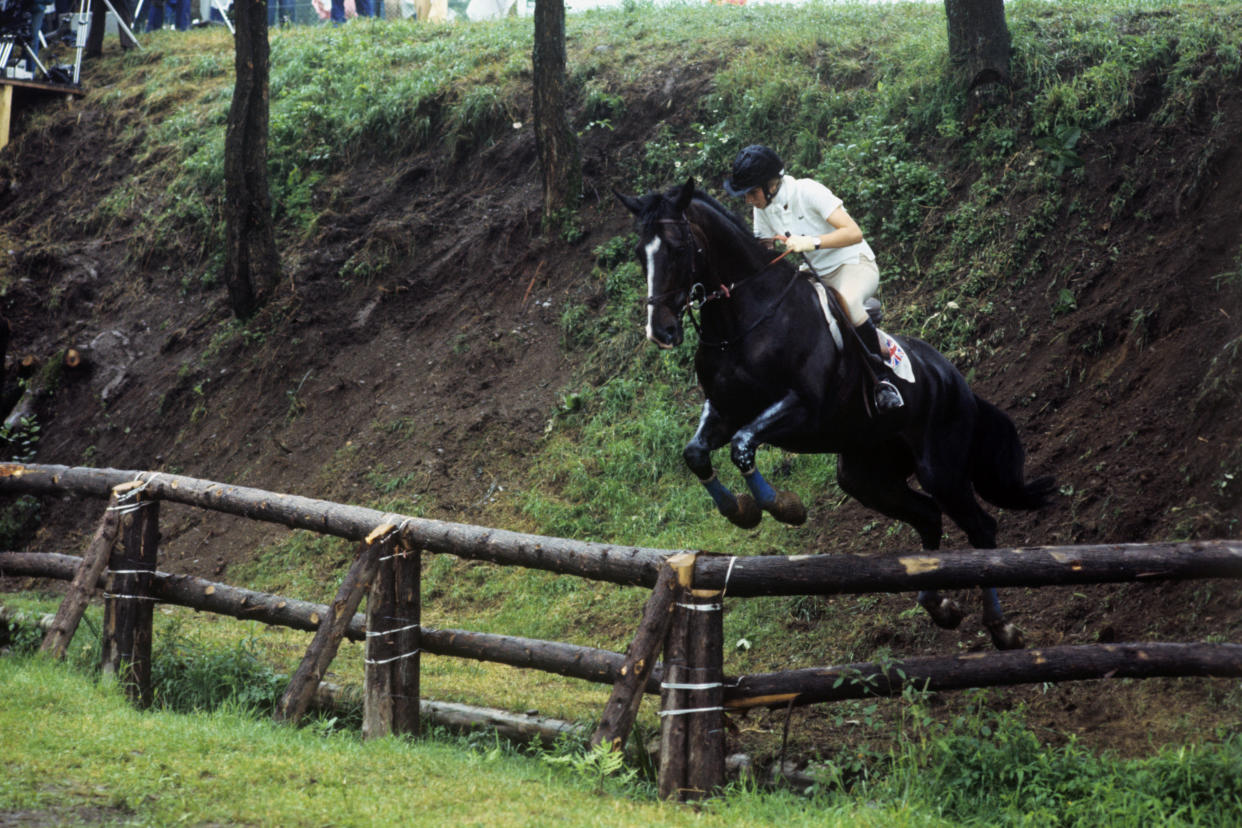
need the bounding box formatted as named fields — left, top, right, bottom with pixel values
left=688, top=188, right=770, bottom=261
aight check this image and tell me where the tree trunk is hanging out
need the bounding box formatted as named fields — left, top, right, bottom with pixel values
left=656, top=553, right=696, bottom=800
left=224, top=0, right=280, bottom=320
left=944, top=0, right=1011, bottom=116
left=531, top=0, right=580, bottom=223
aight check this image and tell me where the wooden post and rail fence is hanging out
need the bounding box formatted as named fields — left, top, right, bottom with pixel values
left=2, top=463, right=1241, bottom=801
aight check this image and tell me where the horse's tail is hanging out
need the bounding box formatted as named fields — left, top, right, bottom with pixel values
left=970, top=394, right=1057, bottom=511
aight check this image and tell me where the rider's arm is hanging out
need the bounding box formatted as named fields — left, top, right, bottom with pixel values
left=811, top=206, right=864, bottom=250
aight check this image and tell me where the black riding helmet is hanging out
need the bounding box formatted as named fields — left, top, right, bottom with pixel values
left=723, top=144, right=784, bottom=197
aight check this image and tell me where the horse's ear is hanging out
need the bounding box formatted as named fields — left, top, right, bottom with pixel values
left=614, top=189, right=643, bottom=216
left=674, top=178, right=696, bottom=211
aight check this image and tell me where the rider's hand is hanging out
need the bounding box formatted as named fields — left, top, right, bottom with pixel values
left=785, top=234, right=819, bottom=253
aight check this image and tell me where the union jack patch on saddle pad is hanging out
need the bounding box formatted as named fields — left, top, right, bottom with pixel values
left=878, top=331, right=915, bottom=383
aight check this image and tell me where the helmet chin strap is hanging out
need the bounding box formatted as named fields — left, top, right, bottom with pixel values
left=761, top=174, right=782, bottom=207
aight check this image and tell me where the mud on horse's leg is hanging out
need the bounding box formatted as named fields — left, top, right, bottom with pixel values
left=699, top=474, right=761, bottom=529
left=917, top=590, right=964, bottom=629
left=741, top=468, right=807, bottom=526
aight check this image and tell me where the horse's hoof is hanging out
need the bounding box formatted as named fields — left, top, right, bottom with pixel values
left=726, top=493, right=762, bottom=529
left=987, top=621, right=1025, bottom=650
left=923, top=597, right=964, bottom=630
left=769, top=491, right=807, bottom=526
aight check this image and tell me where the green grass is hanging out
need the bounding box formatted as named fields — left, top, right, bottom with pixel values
left=3, top=655, right=1241, bottom=826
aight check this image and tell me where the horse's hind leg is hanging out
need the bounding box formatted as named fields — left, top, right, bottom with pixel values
left=918, top=469, right=1024, bottom=650
left=684, top=401, right=761, bottom=529
left=838, top=447, right=963, bottom=630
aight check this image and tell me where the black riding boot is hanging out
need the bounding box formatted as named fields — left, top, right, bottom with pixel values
left=857, top=319, right=905, bottom=412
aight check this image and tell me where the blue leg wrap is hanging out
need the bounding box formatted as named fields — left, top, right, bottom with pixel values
left=701, top=476, right=738, bottom=515
left=982, top=587, right=1004, bottom=625
left=742, top=469, right=778, bottom=508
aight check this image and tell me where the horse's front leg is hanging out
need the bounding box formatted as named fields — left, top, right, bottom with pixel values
left=729, top=391, right=809, bottom=526
left=684, top=401, right=762, bottom=529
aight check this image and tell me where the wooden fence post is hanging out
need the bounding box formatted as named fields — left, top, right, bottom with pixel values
left=685, top=584, right=725, bottom=797
left=101, top=492, right=159, bottom=708
left=363, top=542, right=421, bottom=740
left=275, top=527, right=392, bottom=725
left=657, top=552, right=696, bottom=800
left=40, top=485, right=130, bottom=658
left=590, top=559, right=678, bottom=752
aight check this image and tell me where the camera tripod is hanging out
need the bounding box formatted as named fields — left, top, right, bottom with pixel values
left=70, top=0, right=142, bottom=83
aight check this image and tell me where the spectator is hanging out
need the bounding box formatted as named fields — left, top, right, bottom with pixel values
left=330, top=0, right=369, bottom=24
left=146, top=0, right=191, bottom=30
left=267, top=0, right=292, bottom=25
left=84, top=0, right=137, bottom=55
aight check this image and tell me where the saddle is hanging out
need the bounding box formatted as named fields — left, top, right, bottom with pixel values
left=808, top=280, right=914, bottom=383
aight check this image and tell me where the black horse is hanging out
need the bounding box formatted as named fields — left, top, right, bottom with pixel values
left=617, top=179, right=1055, bottom=650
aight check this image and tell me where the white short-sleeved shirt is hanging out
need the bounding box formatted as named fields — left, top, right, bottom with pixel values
left=752, top=175, right=874, bottom=274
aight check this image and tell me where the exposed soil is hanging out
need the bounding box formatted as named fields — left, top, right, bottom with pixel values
left=0, top=45, right=1240, bottom=769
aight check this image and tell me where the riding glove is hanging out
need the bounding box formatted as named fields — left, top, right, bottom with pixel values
left=785, top=234, right=819, bottom=253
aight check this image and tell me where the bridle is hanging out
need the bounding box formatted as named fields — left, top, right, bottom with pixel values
left=645, top=212, right=800, bottom=350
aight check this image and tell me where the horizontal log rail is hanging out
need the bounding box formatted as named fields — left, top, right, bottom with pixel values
left=8, top=551, right=1240, bottom=711
left=0, top=550, right=659, bottom=692
left=0, top=463, right=671, bottom=588
left=3, top=465, right=1240, bottom=596
left=723, top=642, right=1242, bottom=710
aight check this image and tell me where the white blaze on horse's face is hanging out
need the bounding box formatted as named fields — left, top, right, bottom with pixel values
left=644, top=235, right=674, bottom=349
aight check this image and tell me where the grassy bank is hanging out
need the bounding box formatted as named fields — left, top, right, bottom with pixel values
left=3, top=654, right=1241, bottom=825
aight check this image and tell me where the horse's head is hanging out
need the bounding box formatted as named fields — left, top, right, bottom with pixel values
left=616, top=178, right=699, bottom=350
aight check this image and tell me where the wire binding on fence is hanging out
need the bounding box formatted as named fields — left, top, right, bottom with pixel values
left=366, top=622, right=420, bottom=637
left=660, top=681, right=723, bottom=690
left=365, top=648, right=422, bottom=666
left=721, top=555, right=738, bottom=598
left=658, top=706, right=724, bottom=717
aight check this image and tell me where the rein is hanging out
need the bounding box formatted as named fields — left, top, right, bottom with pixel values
left=687, top=266, right=802, bottom=350
left=646, top=212, right=803, bottom=350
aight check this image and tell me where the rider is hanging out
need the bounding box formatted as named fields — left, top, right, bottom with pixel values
left=723, top=144, right=904, bottom=412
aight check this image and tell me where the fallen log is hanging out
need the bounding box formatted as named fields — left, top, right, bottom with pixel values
left=723, top=642, right=1242, bottom=710
left=63, top=348, right=87, bottom=370
left=314, top=682, right=587, bottom=747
